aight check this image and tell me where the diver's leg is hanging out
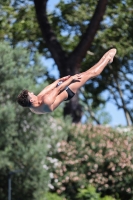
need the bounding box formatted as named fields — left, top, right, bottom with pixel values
left=68, top=48, right=116, bottom=93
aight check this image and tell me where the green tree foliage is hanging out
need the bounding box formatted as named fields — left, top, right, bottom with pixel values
left=0, top=41, right=65, bottom=200
left=77, top=185, right=116, bottom=200
left=47, top=124, right=133, bottom=200
left=0, top=0, right=41, bottom=49
left=44, top=187, right=115, bottom=200
left=44, top=192, right=65, bottom=200
left=82, top=0, right=133, bottom=125
left=0, top=0, right=133, bottom=124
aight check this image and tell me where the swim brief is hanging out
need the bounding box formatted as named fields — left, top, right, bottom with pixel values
left=65, top=87, right=75, bottom=101
left=56, top=81, right=75, bottom=101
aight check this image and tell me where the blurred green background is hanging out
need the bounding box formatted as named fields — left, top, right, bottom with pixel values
left=0, top=0, right=133, bottom=199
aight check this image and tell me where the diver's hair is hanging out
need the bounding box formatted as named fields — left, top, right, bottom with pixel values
left=17, top=90, right=31, bottom=107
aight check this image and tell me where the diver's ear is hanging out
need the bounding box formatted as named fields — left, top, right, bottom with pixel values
left=30, top=98, right=33, bottom=103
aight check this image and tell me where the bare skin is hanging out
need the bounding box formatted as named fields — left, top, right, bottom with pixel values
left=29, top=48, right=116, bottom=114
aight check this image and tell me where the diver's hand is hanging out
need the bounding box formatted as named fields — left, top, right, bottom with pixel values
left=72, top=74, right=82, bottom=82
left=59, top=75, right=71, bottom=82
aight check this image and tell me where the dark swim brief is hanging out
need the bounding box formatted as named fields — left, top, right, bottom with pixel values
left=56, top=81, right=75, bottom=101
left=65, top=87, right=75, bottom=101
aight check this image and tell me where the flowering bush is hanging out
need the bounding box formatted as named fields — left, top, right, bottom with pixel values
left=47, top=124, right=133, bottom=200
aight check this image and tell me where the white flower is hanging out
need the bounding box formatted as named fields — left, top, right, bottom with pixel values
left=48, top=183, right=54, bottom=189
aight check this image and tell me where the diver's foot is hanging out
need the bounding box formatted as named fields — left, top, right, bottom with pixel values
left=105, top=48, right=117, bottom=63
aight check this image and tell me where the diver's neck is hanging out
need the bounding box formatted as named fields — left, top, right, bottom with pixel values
left=31, top=96, right=42, bottom=108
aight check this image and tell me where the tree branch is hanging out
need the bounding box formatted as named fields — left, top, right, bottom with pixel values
left=34, top=0, right=108, bottom=74
left=80, top=89, right=101, bottom=124
left=33, top=0, right=66, bottom=71
left=69, top=0, right=108, bottom=68
left=87, top=106, right=101, bottom=125
left=108, top=65, right=132, bottom=126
